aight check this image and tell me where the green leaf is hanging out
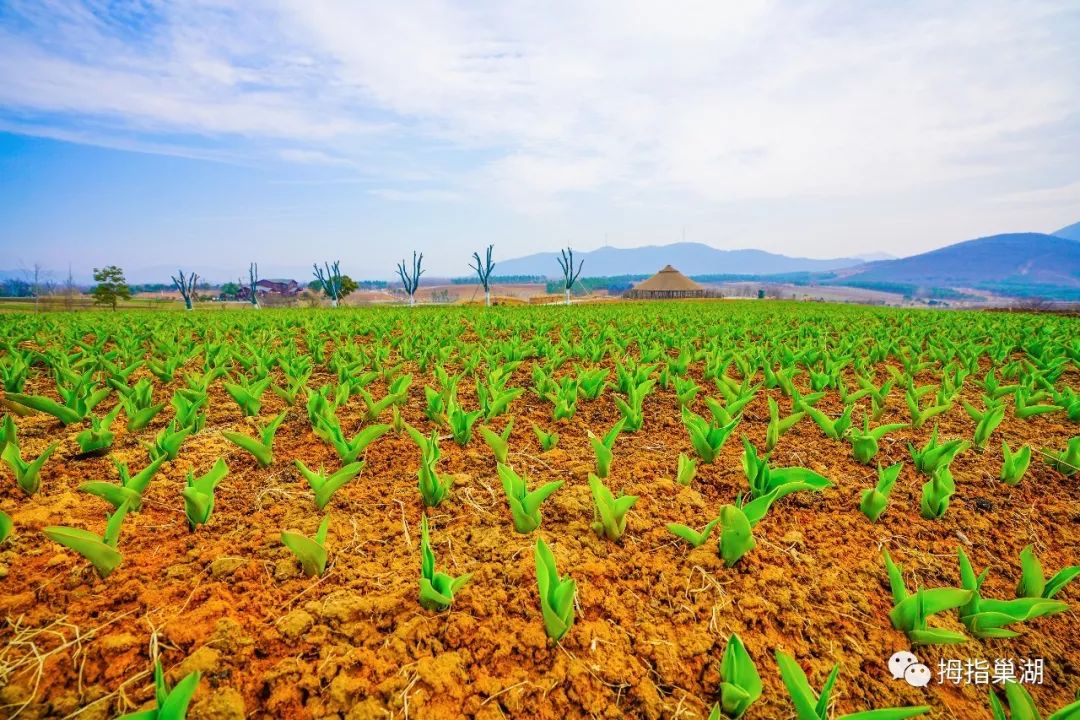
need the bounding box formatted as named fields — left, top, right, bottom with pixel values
left=281, top=515, right=330, bottom=577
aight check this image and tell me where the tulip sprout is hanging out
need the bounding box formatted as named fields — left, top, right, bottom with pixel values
left=45, top=500, right=132, bottom=579
left=534, top=537, right=575, bottom=640
left=281, top=514, right=331, bottom=577
left=418, top=514, right=470, bottom=610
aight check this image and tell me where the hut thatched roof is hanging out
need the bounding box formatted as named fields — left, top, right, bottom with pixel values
left=631, top=265, right=703, bottom=293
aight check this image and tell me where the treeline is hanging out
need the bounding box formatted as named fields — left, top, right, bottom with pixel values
left=449, top=275, right=545, bottom=285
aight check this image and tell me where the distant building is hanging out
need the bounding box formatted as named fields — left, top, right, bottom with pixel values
left=624, top=265, right=715, bottom=299
left=237, top=278, right=301, bottom=300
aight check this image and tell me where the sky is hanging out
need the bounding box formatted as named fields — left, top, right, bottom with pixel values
left=0, top=0, right=1078, bottom=282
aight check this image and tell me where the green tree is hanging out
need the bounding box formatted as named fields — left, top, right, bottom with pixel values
left=338, top=275, right=358, bottom=299
left=219, top=282, right=240, bottom=300
left=311, top=275, right=357, bottom=299
left=91, top=266, right=131, bottom=310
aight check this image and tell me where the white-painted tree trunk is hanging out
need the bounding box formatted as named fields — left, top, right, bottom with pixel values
left=409, top=294, right=416, bottom=307
left=485, top=289, right=491, bottom=307
left=564, top=288, right=571, bottom=305
left=330, top=298, right=338, bottom=308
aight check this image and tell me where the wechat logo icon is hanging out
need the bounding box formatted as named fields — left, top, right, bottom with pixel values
left=889, top=651, right=932, bottom=688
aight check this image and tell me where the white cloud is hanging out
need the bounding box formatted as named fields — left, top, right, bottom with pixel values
left=1, top=0, right=1078, bottom=257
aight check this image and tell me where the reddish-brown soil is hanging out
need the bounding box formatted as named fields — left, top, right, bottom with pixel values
left=0, top=313, right=1077, bottom=720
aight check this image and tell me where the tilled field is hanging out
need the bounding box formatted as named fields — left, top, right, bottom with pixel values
left=0, top=302, right=1077, bottom=719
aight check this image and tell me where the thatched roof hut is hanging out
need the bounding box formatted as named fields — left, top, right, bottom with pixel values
left=624, top=265, right=711, bottom=299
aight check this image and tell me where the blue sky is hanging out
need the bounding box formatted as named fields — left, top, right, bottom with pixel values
left=1, top=1, right=1078, bottom=282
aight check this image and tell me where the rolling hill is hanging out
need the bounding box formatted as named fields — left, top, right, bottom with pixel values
left=838, top=232, right=1080, bottom=299
left=1053, top=221, right=1080, bottom=241
left=495, top=242, right=860, bottom=278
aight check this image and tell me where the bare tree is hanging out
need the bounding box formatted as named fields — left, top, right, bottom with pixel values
left=469, top=244, right=495, bottom=306
left=64, top=264, right=76, bottom=311
left=556, top=247, right=584, bottom=305
left=171, top=269, right=199, bottom=310
left=396, top=252, right=424, bottom=307
left=249, top=262, right=260, bottom=309
left=313, top=261, right=343, bottom=308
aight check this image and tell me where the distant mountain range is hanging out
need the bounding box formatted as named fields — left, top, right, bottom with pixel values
left=836, top=232, right=1079, bottom=299
left=495, top=242, right=861, bottom=277
left=3, top=220, right=1078, bottom=301
left=1054, top=220, right=1080, bottom=241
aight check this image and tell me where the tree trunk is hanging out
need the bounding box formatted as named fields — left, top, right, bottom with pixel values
left=485, top=289, right=491, bottom=307
left=331, top=298, right=338, bottom=309
left=409, top=294, right=416, bottom=307
left=564, top=288, right=571, bottom=305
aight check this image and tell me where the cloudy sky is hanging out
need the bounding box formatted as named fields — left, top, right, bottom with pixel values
left=1, top=0, right=1078, bottom=280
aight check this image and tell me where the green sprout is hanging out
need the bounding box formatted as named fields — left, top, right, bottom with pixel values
left=2, top=434, right=59, bottom=496
left=675, top=452, right=696, bottom=486
left=1016, top=545, right=1079, bottom=600
left=447, top=395, right=483, bottom=445
left=613, top=378, right=655, bottom=431
left=0, top=414, right=14, bottom=454
left=909, top=424, right=968, bottom=475
left=79, top=456, right=166, bottom=511
left=479, top=419, right=514, bottom=465
left=45, top=499, right=132, bottom=579
left=905, top=386, right=951, bottom=429
left=281, top=514, right=331, bottom=577
left=497, top=463, right=563, bottom=533
left=0, top=510, right=12, bottom=544
left=964, top=400, right=1006, bottom=451
left=295, top=460, right=364, bottom=510
left=223, top=376, right=272, bottom=417
left=999, top=441, right=1032, bottom=485
left=587, top=419, right=624, bottom=478
left=674, top=376, right=701, bottom=408
left=766, top=397, right=803, bottom=452
left=800, top=402, right=853, bottom=441
left=116, top=658, right=201, bottom=720
left=859, top=462, right=902, bottom=523
left=847, top=415, right=907, bottom=465
left=141, top=421, right=192, bottom=462
left=418, top=514, right=471, bottom=610
left=717, top=504, right=755, bottom=567
left=957, top=547, right=1068, bottom=639
left=919, top=466, right=955, bottom=520
left=1014, top=389, right=1064, bottom=420
left=6, top=379, right=109, bottom=425
left=577, top=367, right=608, bottom=399
left=1045, top=436, right=1079, bottom=476
left=666, top=516, right=721, bottom=548
left=114, top=378, right=166, bottom=431
left=588, top=472, right=638, bottom=541
left=532, top=424, right=559, bottom=451
left=882, top=548, right=972, bottom=645
left=988, top=680, right=1080, bottom=720
left=182, top=459, right=230, bottom=530
left=776, top=650, right=930, bottom=720
left=315, top=414, right=390, bottom=464
left=741, top=436, right=832, bottom=498
left=682, top=408, right=739, bottom=463
left=221, top=411, right=287, bottom=468
left=75, top=405, right=122, bottom=455
left=411, top=427, right=452, bottom=507
left=534, top=537, right=575, bottom=641
left=717, top=634, right=762, bottom=719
